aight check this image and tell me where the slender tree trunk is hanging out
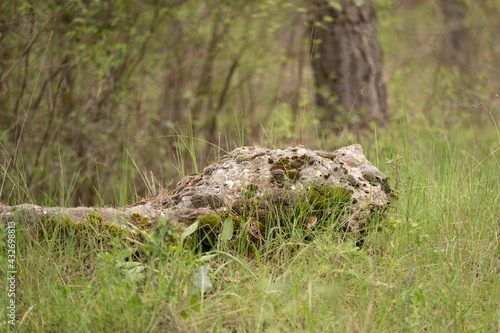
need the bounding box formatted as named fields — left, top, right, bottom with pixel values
left=161, top=56, right=186, bottom=128
left=440, top=0, right=470, bottom=73
left=310, top=0, right=387, bottom=130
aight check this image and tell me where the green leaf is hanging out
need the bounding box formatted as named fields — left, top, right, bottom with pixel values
left=192, top=266, right=212, bottom=294
left=323, top=15, right=334, bottom=23
left=181, top=221, right=199, bottom=242
left=116, top=261, right=146, bottom=282
left=197, top=253, right=217, bottom=263
left=328, top=0, right=342, bottom=11
left=220, top=218, right=234, bottom=241
left=128, top=294, right=143, bottom=316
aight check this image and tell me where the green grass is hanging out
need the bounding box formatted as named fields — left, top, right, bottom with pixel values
left=1, top=120, right=499, bottom=332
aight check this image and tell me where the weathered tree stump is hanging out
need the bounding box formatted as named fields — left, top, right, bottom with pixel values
left=1, top=145, right=392, bottom=244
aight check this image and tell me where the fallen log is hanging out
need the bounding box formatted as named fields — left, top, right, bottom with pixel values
left=1, top=145, right=392, bottom=245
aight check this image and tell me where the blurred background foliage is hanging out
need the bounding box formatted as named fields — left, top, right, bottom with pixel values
left=1, top=0, right=499, bottom=206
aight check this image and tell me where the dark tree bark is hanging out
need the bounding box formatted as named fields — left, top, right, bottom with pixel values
left=310, top=0, right=387, bottom=130
left=440, top=0, right=470, bottom=73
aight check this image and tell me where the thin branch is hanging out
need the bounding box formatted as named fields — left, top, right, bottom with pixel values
left=13, top=31, right=53, bottom=166
left=0, top=31, right=41, bottom=84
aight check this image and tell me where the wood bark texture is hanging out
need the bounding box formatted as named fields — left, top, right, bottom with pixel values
left=440, top=0, right=470, bottom=72
left=310, top=0, right=387, bottom=130
left=1, top=145, right=392, bottom=244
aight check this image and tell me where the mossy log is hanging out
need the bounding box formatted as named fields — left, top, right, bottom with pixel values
left=1, top=145, right=392, bottom=244
left=0, top=202, right=168, bottom=236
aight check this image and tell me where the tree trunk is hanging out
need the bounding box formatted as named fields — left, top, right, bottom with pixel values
left=440, top=0, right=470, bottom=73
left=310, top=0, right=387, bottom=130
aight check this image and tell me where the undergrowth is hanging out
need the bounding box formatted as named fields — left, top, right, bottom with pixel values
left=1, top=118, right=499, bottom=332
